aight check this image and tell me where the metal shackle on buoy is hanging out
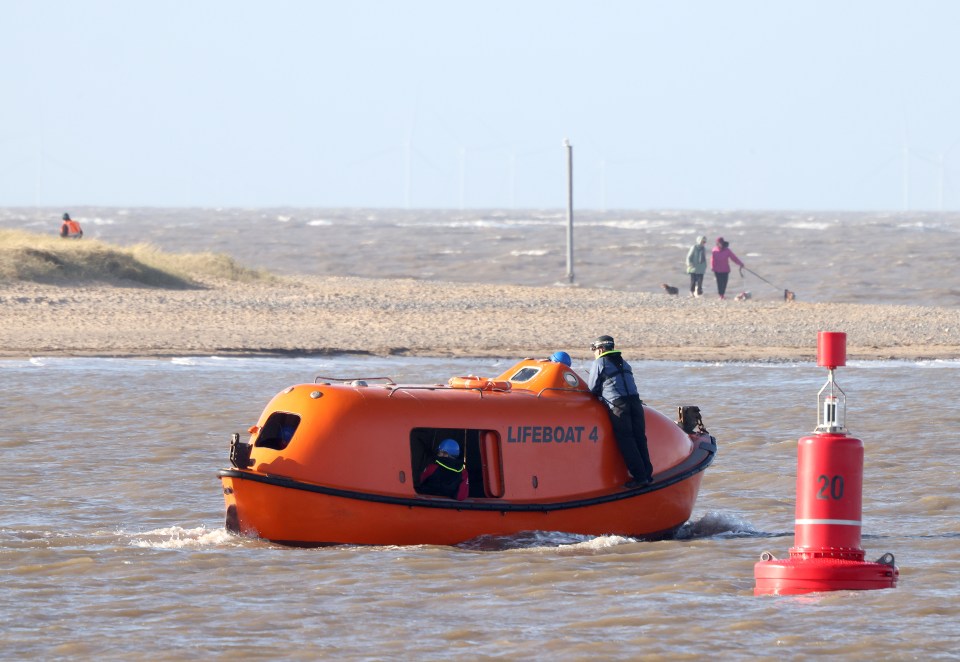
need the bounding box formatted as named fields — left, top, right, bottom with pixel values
left=754, top=331, right=899, bottom=595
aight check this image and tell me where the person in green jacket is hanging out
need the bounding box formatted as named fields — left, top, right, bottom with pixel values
left=685, top=235, right=707, bottom=297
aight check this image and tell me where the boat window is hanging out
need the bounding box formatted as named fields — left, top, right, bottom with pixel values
left=508, top=367, right=541, bottom=382
left=410, top=427, right=503, bottom=499
left=255, top=412, right=301, bottom=451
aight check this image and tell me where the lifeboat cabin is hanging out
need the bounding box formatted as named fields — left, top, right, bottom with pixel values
left=219, top=358, right=717, bottom=546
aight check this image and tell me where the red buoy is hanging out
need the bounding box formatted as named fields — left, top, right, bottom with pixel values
left=754, top=332, right=898, bottom=595
left=817, top=330, right=846, bottom=369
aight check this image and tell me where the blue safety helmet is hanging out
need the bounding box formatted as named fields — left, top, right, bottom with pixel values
left=438, top=439, right=459, bottom=456
left=550, top=351, right=572, bottom=367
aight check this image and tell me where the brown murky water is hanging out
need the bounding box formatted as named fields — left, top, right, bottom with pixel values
left=2, top=355, right=957, bottom=659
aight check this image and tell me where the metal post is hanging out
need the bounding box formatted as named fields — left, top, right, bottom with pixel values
left=564, top=138, right=574, bottom=284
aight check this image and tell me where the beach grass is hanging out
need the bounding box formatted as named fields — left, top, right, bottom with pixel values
left=0, top=229, right=273, bottom=287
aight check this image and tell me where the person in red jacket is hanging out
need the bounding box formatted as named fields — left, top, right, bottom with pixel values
left=419, top=438, right=469, bottom=500
left=710, top=237, right=744, bottom=299
left=59, top=213, right=83, bottom=239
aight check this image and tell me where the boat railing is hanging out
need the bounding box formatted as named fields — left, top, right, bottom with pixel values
left=386, top=385, right=451, bottom=398
left=314, top=375, right=397, bottom=385
left=534, top=386, right=588, bottom=399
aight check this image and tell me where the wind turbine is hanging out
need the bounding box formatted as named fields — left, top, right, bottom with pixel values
left=458, top=147, right=466, bottom=210
left=938, top=137, right=960, bottom=212
left=600, top=158, right=607, bottom=212
left=404, top=133, right=412, bottom=209
left=902, top=141, right=910, bottom=211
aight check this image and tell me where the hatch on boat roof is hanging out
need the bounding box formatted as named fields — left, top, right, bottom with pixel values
left=508, top=366, right=540, bottom=382
left=494, top=359, right=587, bottom=392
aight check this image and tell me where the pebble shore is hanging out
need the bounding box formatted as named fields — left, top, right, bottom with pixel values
left=3, top=276, right=959, bottom=361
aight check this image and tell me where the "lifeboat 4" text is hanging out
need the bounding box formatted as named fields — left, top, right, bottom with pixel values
left=506, top=425, right=599, bottom=444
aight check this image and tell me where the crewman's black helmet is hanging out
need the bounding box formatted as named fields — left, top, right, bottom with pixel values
left=591, top=335, right=615, bottom=351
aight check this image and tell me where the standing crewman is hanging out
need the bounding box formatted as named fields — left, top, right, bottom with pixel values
left=59, top=213, right=83, bottom=239
left=587, top=335, right=654, bottom=489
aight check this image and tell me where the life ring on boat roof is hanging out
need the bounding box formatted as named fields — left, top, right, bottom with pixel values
left=448, top=375, right=512, bottom=391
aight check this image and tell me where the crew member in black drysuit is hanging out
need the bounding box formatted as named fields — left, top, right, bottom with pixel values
left=587, top=335, right=654, bottom=489
left=419, top=438, right=469, bottom=500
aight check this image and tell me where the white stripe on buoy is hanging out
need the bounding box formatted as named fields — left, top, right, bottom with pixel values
left=795, top=518, right=861, bottom=526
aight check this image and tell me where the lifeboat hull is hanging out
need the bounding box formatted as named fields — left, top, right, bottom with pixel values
left=221, top=448, right=710, bottom=546
left=218, top=358, right=717, bottom=546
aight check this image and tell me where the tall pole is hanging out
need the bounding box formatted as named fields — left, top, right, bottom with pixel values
left=564, top=138, right=574, bottom=284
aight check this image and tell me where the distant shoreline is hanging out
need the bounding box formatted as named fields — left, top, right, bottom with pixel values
left=3, top=276, right=960, bottom=362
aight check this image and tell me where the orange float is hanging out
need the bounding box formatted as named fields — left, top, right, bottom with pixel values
left=448, top=375, right=512, bottom=391
left=219, top=358, right=717, bottom=546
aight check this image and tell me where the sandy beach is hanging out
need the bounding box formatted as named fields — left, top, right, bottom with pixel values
left=2, top=276, right=959, bottom=361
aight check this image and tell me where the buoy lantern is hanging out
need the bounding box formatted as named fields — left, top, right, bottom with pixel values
left=754, top=331, right=899, bottom=595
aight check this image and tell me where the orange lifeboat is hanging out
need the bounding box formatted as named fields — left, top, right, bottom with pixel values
left=218, top=358, right=717, bottom=546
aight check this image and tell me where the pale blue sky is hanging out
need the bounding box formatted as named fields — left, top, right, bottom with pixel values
left=2, top=0, right=959, bottom=210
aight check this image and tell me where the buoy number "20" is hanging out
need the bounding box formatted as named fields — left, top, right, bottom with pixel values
left=816, top=474, right=845, bottom=500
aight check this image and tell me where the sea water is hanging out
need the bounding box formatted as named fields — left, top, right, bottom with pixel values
left=2, top=356, right=958, bottom=659
left=4, top=206, right=960, bottom=305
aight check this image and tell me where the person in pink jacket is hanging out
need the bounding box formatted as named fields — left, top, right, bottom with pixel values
left=710, top=237, right=744, bottom=300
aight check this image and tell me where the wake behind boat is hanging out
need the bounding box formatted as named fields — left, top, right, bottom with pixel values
left=218, top=358, right=717, bottom=546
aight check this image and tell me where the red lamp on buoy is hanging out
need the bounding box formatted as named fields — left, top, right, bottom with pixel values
left=754, top=331, right=899, bottom=595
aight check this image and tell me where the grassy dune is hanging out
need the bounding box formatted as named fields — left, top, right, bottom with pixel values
left=0, top=229, right=273, bottom=288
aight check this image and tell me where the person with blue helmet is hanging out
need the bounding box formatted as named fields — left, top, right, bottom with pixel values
left=419, top=438, right=469, bottom=500
left=587, top=335, right=654, bottom=489
left=550, top=351, right=572, bottom=367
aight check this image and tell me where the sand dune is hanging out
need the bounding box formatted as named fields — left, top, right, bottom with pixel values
left=2, top=275, right=959, bottom=361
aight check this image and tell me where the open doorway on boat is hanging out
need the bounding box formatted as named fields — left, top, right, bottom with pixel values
left=410, top=427, right=504, bottom=498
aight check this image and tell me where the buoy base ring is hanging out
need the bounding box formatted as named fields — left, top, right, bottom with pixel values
left=754, top=557, right=898, bottom=595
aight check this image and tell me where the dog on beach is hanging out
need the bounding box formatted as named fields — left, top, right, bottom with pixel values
left=661, top=283, right=679, bottom=296
left=784, top=289, right=796, bottom=301
left=734, top=291, right=751, bottom=301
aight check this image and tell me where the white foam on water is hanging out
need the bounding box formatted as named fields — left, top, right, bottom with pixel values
left=126, top=525, right=238, bottom=549
left=396, top=218, right=559, bottom=229
left=308, top=219, right=332, bottom=226
left=581, top=218, right=672, bottom=230
left=457, top=530, right=639, bottom=553
left=675, top=511, right=762, bottom=539
left=782, top=221, right=832, bottom=230
left=561, top=534, right=637, bottom=550
left=847, top=358, right=960, bottom=369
